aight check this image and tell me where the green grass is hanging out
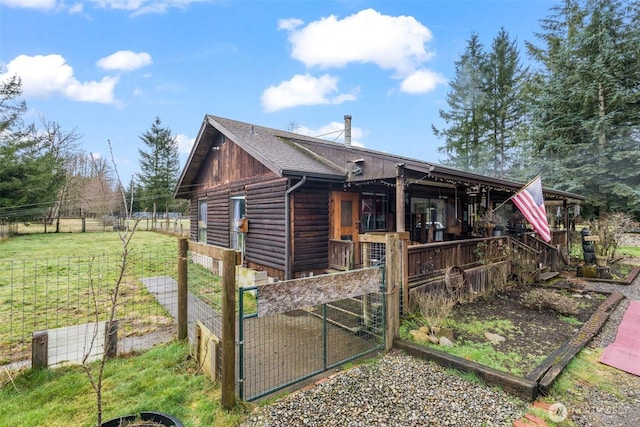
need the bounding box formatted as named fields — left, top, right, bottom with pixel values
left=0, top=341, right=248, bottom=427
left=0, top=232, right=179, bottom=364
left=0, top=230, right=178, bottom=259
left=618, top=245, right=640, bottom=259
left=558, top=314, right=583, bottom=326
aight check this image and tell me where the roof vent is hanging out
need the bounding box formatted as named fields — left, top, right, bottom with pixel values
left=344, top=115, right=352, bottom=146
left=250, top=125, right=257, bottom=135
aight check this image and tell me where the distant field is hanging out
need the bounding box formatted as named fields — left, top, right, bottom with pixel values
left=8, top=217, right=190, bottom=236
left=1, top=230, right=179, bottom=259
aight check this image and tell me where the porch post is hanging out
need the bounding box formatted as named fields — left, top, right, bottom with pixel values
left=395, top=164, right=405, bottom=232
left=394, top=164, right=409, bottom=312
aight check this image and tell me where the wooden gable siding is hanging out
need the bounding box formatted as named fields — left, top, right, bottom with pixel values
left=207, top=188, right=230, bottom=247
left=198, top=135, right=277, bottom=189
left=245, top=178, right=288, bottom=272
left=291, top=183, right=330, bottom=273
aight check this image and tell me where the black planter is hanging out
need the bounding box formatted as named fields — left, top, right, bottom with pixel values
left=100, top=411, right=183, bottom=427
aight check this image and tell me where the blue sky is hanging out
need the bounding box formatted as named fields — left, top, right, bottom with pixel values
left=1, top=0, right=556, bottom=184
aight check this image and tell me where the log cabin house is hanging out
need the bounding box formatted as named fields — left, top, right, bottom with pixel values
left=175, top=115, right=584, bottom=282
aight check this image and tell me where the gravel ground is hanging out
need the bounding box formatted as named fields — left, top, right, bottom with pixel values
left=242, top=255, right=640, bottom=427
left=241, top=352, right=528, bottom=427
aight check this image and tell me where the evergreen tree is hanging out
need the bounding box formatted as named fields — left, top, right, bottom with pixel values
left=485, top=28, right=530, bottom=179
left=433, top=31, right=530, bottom=178
left=433, top=34, right=491, bottom=174
left=527, top=0, right=640, bottom=217
left=0, top=75, right=65, bottom=223
left=136, top=117, right=181, bottom=213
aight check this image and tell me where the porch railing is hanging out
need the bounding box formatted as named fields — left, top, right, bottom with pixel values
left=523, top=233, right=559, bottom=272
left=328, top=239, right=355, bottom=271
left=407, top=237, right=507, bottom=284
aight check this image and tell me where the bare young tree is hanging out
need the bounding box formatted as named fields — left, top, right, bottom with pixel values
left=81, top=142, right=139, bottom=426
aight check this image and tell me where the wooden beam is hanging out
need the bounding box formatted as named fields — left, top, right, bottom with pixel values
left=178, top=238, right=188, bottom=340
left=220, top=249, right=237, bottom=410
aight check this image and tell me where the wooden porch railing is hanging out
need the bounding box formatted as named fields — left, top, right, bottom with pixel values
left=523, top=233, right=559, bottom=272
left=407, top=237, right=508, bottom=283
left=328, top=239, right=355, bottom=271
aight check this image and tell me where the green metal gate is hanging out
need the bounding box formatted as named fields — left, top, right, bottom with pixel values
left=238, top=267, right=385, bottom=401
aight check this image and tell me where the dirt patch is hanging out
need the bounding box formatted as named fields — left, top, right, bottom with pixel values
left=412, top=285, right=608, bottom=375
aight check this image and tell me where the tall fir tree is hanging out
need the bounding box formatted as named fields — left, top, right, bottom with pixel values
left=527, top=0, right=640, bottom=217
left=136, top=117, right=181, bottom=213
left=485, top=28, right=530, bottom=179
left=433, top=33, right=491, bottom=174
left=434, top=31, right=530, bottom=178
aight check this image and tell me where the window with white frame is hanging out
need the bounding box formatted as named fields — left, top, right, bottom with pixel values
left=198, top=199, right=207, bottom=242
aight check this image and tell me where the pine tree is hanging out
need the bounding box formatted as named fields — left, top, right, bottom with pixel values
left=433, top=34, right=491, bottom=174
left=434, top=31, right=531, bottom=179
left=136, top=117, right=181, bottom=214
left=485, top=28, right=530, bottom=179
left=527, top=0, right=640, bottom=217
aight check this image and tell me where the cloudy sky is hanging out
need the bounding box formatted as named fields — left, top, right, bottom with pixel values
left=1, top=0, right=555, bottom=184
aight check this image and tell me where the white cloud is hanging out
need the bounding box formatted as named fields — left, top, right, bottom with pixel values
left=97, top=50, right=153, bottom=71
left=295, top=121, right=364, bottom=147
left=68, top=2, right=83, bottom=13
left=0, top=0, right=56, bottom=9
left=0, top=0, right=207, bottom=14
left=261, top=74, right=357, bottom=112
left=1, top=54, right=118, bottom=104
left=283, top=9, right=434, bottom=75
left=400, top=69, right=447, bottom=94
left=277, top=18, right=303, bottom=31
left=175, top=133, right=195, bottom=154
left=86, top=0, right=208, bottom=15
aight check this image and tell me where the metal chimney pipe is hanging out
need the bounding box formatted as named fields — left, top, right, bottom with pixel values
left=344, top=115, right=352, bottom=146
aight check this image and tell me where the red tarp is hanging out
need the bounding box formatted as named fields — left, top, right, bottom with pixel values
left=600, top=300, right=640, bottom=376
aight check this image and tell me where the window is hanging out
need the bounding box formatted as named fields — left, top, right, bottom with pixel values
left=198, top=199, right=207, bottom=242
left=361, top=192, right=388, bottom=232
left=230, top=196, right=246, bottom=253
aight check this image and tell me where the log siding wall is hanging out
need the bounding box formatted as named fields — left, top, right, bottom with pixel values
left=292, top=184, right=330, bottom=273
left=245, top=178, right=288, bottom=273
left=208, top=188, right=230, bottom=247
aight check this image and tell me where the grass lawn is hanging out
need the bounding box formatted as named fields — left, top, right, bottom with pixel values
left=0, top=230, right=178, bottom=259
left=0, top=341, right=248, bottom=427
left=0, top=231, right=180, bottom=365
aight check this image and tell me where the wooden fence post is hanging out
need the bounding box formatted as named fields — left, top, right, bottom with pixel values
left=32, top=331, right=48, bottom=369
left=221, top=249, right=237, bottom=409
left=178, top=238, right=188, bottom=340
left=384, top=232, right=410, bottom=349
left=385, top=234, right=400, bottom=351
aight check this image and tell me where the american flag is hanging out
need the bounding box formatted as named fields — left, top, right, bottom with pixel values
left=512, top=176, right=551, bottom=242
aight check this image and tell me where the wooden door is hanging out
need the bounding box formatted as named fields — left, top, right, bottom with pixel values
left=331, top=191, right=360, bottom=242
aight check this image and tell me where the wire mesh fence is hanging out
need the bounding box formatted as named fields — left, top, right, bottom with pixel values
left=238, top=269, right=385, bottom=401
left=1, top=217, right=189, bottom=237
left=0, top=249, right=178, bottom=369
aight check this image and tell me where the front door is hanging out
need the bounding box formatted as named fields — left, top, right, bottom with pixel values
left=331, top=191, right=360, bottom=242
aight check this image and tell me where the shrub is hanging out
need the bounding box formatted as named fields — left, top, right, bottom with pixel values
left=520, top=288, right=578, bottom=315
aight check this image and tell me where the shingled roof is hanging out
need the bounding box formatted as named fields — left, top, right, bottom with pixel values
left=175, top=114, right=585, bottom=203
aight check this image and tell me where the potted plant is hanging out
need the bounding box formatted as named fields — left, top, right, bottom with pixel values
left=101, top=412, right=183, bottom=427
left=477, top=210, right=503, bottom=237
